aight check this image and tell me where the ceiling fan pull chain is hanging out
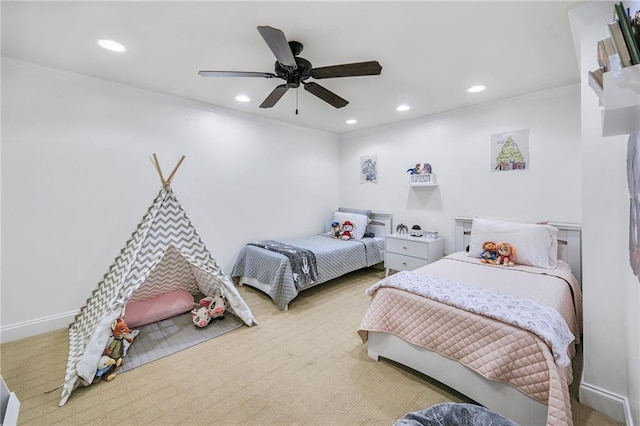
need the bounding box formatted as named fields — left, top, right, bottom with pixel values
left=296, top=88, right=299, bottom=115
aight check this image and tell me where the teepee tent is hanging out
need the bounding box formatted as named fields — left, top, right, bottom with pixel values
left=59, top=155, right=256, bottom=406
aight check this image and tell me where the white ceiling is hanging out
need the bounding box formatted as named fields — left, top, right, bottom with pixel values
left=2, top=1, right=583, bottom=134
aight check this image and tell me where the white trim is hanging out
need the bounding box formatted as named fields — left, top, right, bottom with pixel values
left=579, top=381, right=631, bottom=425
left=0, top=310, right=76, bottom=343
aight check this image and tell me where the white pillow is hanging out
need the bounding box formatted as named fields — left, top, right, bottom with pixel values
left=468, top=217, right=559, bottom=268
left=332, top=211, right=370, bottom=240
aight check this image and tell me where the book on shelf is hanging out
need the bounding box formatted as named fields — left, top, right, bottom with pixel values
left=608, top=20, right=633, bottom=67
left=588, top=68, right=604, bottom=100
left=598, top=37, right=619, bottom=71
left=615, top=2, right=640, bottom=65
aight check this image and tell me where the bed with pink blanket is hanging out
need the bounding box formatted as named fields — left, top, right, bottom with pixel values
left=358, top=217, right=582, bottom=426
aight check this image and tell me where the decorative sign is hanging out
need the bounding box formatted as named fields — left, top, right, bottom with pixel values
left=360, top=155, right=378, bottom=183
left=491, top=129, right=529, bottom=172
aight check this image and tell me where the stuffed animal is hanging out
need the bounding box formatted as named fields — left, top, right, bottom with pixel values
left=331, top=221, right=341, bottom=238
left=191, top=305, right=213, bottom=328
left=340, top=220, right=354, bottom=240
left=480, top=241, right=498, bottom=264
left=192, top=288, right=227, bottom=327
left=101, top=318, right=136, bottom=381
left=200, top=288, right=226, bottom=319
left=495, top=242, right=516, bottom=266
left=94, top=355, right=118, bottom=382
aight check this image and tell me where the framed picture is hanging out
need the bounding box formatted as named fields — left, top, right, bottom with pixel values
left=491, top=129, right=529, bottom=172
left=360, top=155, right=378, bottom=183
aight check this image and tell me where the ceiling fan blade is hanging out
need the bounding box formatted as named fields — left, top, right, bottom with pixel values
left=310, top=61, right=382, bottom=79
left=198, top=71, right=277, bottom=78
left=260, top=84, right=289, bottom=108
left=303, top=82, right=348, bottom=108
left=257, top=26, right=297, bottom=69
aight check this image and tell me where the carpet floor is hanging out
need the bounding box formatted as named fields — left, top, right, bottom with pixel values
left=0, top=267, right=622, bottom=426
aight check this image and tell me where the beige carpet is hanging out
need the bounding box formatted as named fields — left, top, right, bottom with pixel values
left=0, top=268, right=622, bottom=426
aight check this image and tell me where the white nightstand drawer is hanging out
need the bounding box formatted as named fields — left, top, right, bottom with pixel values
left=385, top=252, right=430, bottom=271
left=386, top=237, right=431, bottom=258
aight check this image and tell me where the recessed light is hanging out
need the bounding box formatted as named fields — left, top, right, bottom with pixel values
left=467, top=85, right=486, bottom=93
left=346, top=119, right=357, bottom=124
left=235, top=95, right=251, bottom=102
left=97, top=39, right=126, bottom=53
left=396, top=104, right=410, bottom=112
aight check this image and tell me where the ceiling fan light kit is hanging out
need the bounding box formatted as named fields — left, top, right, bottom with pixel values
left=198, top=25, right=382, bottom=111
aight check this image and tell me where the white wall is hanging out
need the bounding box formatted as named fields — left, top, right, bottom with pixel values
left=570, top=2, right=639, bottom=424
left=338, top=86, right=581, bottom=254
left=1, top=58, right=339, bottom=340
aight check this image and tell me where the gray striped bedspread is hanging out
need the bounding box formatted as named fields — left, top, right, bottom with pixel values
left=231, top=234, right=385, bottom=310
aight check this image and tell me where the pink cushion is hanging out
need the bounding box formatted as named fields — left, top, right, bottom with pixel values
left=125, top=289, right=195, bottom=327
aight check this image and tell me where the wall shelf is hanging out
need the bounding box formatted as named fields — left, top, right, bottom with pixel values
left=409, top=173, right=438, bottom=187
left=600, top=64, right=640, bottom=137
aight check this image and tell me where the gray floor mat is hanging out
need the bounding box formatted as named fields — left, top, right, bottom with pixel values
left=119, top=311, right=243, bottom=373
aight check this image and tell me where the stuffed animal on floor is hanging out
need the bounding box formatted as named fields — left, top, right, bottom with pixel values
left=191, top=305, right=213, bottom=328
left=94, top=355, right=118, bottom=382
left=340, top=220, right=354, bottom=240
left=101, top=318, right=137, bottom=381
left=192, top=288, right=227, bottom=328
left=480, top=241, right=498, bottom=264
left=495, top=242, right=516, bottom=266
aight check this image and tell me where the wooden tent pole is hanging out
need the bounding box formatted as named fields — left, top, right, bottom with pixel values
left=165, top=155, right=186, bottom=186
left=151, top=153, right=167, bottom=187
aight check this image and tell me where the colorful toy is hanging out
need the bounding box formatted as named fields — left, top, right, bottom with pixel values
left=340, top=220, right=354, bottom=240
left=101, top=318, right=136, bottom=381
left=331, top=221, right=341, bottom=238
left=94, top=355, right=117, bottom=382
left=495, top=242, right=516, bottom=266
left=480, top=241, right=498, bottom=264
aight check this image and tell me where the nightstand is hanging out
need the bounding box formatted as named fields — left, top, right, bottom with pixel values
left=384, top=234, right=444, bottom=277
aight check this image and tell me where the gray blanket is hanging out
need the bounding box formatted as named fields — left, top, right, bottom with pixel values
left=394, top=403, right=518, bottom=426
left=247, top=240, right=319, bottom=287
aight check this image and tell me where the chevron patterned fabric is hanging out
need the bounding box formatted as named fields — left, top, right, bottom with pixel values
left=59, top=188, right=256, bottom=406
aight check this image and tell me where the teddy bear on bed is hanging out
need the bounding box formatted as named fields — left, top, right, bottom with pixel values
left=495, top=242, right=516, bottom=267
left=480, top=241, right=498, bottom=264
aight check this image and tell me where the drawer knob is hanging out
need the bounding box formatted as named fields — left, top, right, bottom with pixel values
left=402, top=262, right=407, bottom=265
left=402, top=246, right=407, bottom=250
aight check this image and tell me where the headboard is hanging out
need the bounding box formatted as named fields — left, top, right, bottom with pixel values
left=454, top=217, right=582, bottom=283
left=368, top=211, right=393, bottom=237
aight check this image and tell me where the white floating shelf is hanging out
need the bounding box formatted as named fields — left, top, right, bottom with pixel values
left=601, top=64, right=640, bottom=137
left=409, top=173, right=438, bottom=187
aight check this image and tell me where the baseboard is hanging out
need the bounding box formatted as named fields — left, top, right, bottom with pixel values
left=0, top=311, right=77, bottom=343
left=579, top=381, right=632, bottom=424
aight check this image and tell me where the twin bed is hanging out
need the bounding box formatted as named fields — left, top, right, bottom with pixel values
left=232, top=212, right=582, bottom=426
left=359, top=217, right=582, bottom=426
left=231, top=209, right=392, bottom=310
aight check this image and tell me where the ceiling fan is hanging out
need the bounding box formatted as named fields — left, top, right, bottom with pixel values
left=198, top=26, right=382, bottom=110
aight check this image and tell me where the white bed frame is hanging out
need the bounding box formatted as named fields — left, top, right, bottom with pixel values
left=367, top=217, right=582, bottom=426
left=239, top=210, right=393, bottom=309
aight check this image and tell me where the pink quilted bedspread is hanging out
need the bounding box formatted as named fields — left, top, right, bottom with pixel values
left=358, top=253, right=582, bottom=426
